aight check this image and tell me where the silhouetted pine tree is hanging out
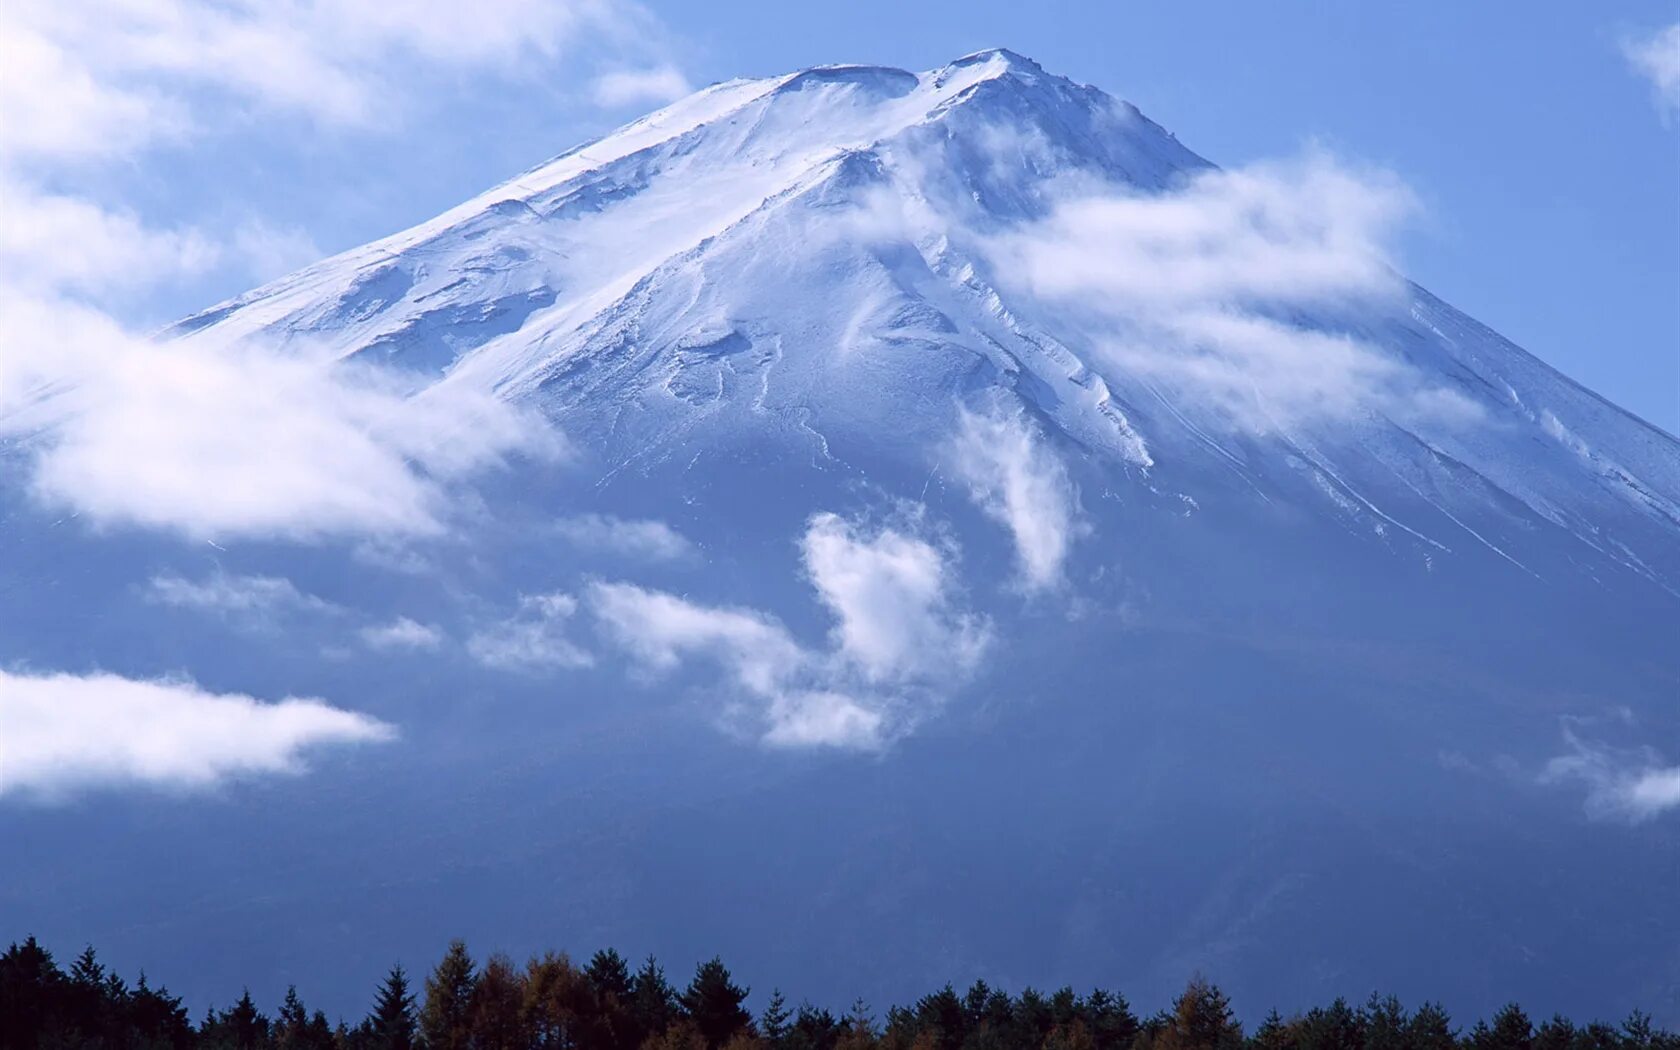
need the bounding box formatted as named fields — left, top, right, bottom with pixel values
left=366, top=965, right=419, bottom=1050
left=0, top=937, right=64, bottom=1050
left=1406, top=1002, right=1457, bottom=1050
left=912, top=984, right=967, bottom=1050
left=1470, top=1004, right=1534, bottom=1050
left=1298, top=997, right=1363, bottom=1050
left=273, top=985, right=335, bottom=1050
left=587, top=948, right=638, bottom=1050
left=1085, top=988, right=1140, bottom=1050
left=681, top=957, right=754, bottom=1049
left=762, top=990, right=793, bottom=1049
left=1250, top=1009, right=1295, bottom=1050
left=633, top=956, right=680, bottom=1039
left=422, top=939, right=479, bottom=1050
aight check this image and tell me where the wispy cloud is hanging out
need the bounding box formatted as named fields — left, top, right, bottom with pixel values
left=467, top=593, right=593, bottom=672
left=588, top=511, right=987, bottom=749
left=983, top=152, right=1478, bottom=434
left=590, top=65, right=693, bottom=109
left=360, top=617, right=445, bottom=652
left=553, top=514, right=695, bottom=562
left=1624, top=24, right=1680, bottom=117
left=1543, top=722, right=1680, bottom=822
left=0, top=668, right=393, bottom=801
left=589, top=580, right=885, bottom=750
left=947, top=408, right=1083, bottom=591
left=145, top=571, right=336, bottom=630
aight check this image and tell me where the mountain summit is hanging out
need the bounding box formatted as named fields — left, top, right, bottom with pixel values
left=8, top=52, right=1680, bottom=1023
left=176, top=50, right=1680, bottom=601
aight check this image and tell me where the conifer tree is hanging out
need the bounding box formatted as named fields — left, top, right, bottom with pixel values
left=761, top=989, right=793, bottom=1048
left=1363, top=993, right=1408, bottom=1050
left=1298, top=997, right=1362, bottom=1050
left=1153, top=976, right=1242, bottom=1050
left=0, top=938, right=64, bottom=1050
left=422, top=939, right=479, bottom=1050
left=1471, top=1004, right=1533, bottom=1050
left=471, top=952, right=528, bottom=1050
left=1084, top=988, right=1139, bottom=1050
left=274, top=985, right=335, bottom=1050
left=587, top=948, right=638, bottom=1050
left=681, top=957, right=754, bottom=1049
left=368, top=965, right=419, bottom=1050
left=524, top=952, right=591, bottom=1050
left=1406, top=1002, right=1457, bottom=1050
left=633, top=956, right=680, bottom=1039
left=912, top=985, right=966, bottom=1050
left=1250, top=1009, right=1296, bottom=1050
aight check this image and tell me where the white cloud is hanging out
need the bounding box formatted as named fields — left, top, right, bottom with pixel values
left=145, top=572, right=336, bottom=629
left=0, top=668, right=393, bottom=800
left=0, top=292, right=557, bottom=541
left=588, top=512, right=988, bottom=750
left=984, top=153, right=1479, bottom=434
left=761, top=691, right=885, bottom=750
left=800, top=512, right=988, bottom=681
left=0, top=177, right=218, bottom=297
left=0, top=0, right=670, bottom=162
left=948, top=408, right=1082, bottom=591
left=589, top=579, right=884, bottom=749
left=1625, top=24, right=1680, bottom=116
left=590, top=580, right=805, bottom=691
left=1543, top=724, right=1680, bottom=822
left=467, top=593, right=593, bottom=672
left=553, top=513, right=695, bottom=561
left=360, top=617, right=444, bottom=652
left=590, top=65, right=693, bottom=109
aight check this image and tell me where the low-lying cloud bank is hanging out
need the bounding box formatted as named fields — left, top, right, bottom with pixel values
left=0, top=668, right=394, bottom=800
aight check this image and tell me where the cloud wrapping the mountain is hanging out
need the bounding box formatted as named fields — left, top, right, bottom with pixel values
left=947, top=409, right=1083, bottom=591
left=983, top=153, right=1480, bottom=433
left=0, top=669, right=393, bottom=800
left=0, top=293, right=557, bottom=541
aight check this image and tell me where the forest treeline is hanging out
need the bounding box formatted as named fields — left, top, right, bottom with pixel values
left=2, top=936, right=1675, bottom=1050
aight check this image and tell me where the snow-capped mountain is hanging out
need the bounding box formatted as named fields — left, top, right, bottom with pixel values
left=171, top=48, right=1680, bottom=601
left=5, top=50, right=1678, bottom=1024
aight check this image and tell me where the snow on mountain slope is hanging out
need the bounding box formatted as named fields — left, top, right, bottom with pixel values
left=168, top=48, right=1680, bottom=601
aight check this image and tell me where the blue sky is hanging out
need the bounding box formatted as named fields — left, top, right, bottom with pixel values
left=4, top=0, right=1677, bottom=430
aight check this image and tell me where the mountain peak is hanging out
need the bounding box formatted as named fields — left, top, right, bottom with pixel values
left=942, top=47, right=1045, bottom=75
